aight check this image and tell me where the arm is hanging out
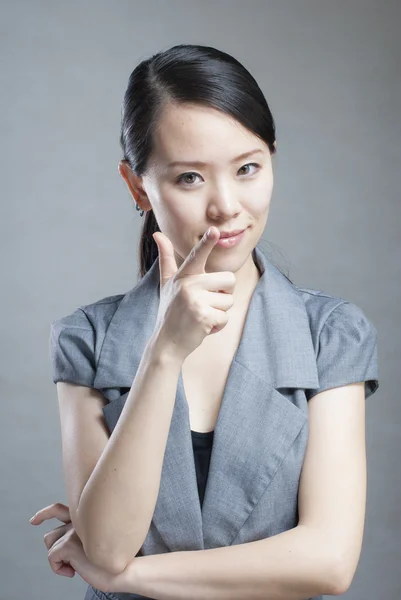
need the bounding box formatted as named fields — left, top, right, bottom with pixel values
left=116, top=381, right=367, bottom=599
left=297, top=380, right=367, bottom=592
left=76, top=331, right=184, bottom=574
left=119, top=526, right=337, bottom=599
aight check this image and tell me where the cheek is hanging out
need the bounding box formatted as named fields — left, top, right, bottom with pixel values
left=245, top=182, right=273, bottom=217
left=251, top=197, right=271, bottom=216
left=154, top=195, right=198, bottom=247
left=152, top=189, right=187, bottom=224
left=162, top=188, right=204, bottom=224
left=169, top=203, right=196, bottom=229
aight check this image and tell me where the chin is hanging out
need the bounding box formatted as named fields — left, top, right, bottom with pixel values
left=206, top=251, right=250, bottom=271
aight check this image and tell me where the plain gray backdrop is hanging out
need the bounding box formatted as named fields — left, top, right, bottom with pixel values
left=2, top=0, right=400, bottom=598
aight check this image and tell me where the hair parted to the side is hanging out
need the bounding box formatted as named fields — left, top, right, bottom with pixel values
left=119, top=43, right=293, bottom=283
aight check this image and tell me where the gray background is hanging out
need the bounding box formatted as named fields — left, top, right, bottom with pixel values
left=2, top=0, right=400, bottom=598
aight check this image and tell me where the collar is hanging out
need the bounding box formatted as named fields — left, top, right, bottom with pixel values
left=94, top=244, right=319, bottom=391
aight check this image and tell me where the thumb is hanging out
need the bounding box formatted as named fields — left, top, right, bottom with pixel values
left=153, top=232, right=178, bottom=288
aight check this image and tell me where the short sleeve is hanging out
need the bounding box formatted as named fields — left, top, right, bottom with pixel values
left=306, top=302, right=379, bottom=401
left=49, top=308, right=96, bottom=386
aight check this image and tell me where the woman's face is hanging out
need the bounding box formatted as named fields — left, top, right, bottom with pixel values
left=122, top=102, right=275, bottom=273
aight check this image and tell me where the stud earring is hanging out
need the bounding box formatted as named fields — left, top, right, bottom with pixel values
left=135, top=203, right=145, bottom=217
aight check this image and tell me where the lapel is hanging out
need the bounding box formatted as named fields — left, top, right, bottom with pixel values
left=94, top=245, right=320, bottom=552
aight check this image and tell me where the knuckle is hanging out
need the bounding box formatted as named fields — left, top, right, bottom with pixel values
left=180, top=282, right=192, bottom=302
left=196, top=308, right=208, bottom=325
left=192, top=296, right=204, bottom=313
left=220, top=311, right=229, bottom=324
left=48, top=557, right=57, bottom=572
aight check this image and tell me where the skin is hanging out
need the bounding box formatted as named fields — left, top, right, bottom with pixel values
left=119, top=102, right=277, bottom=307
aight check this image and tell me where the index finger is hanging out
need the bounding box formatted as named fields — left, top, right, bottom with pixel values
left=30, top=502, right=71, bottom=525
left=179, top=226, right=220, bottom=277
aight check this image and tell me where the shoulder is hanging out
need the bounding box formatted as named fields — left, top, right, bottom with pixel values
left=49, top=292, right=127, bottom=386
left=51, top=291, right=126, bottom=339
left=295, top=286, right=379, bottom=400
left=296, top=285, right=378, bottom=343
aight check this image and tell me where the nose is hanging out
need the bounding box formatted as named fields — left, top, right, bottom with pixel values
left=207, top=187, right=242, bottom=219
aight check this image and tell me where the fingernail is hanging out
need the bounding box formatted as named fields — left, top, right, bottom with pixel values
left=30, top=515, right=36, bottom=522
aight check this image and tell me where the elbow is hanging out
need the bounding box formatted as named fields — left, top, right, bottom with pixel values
left=325, top=554, right=355, bottom=596
left=83, top=541, right=129, bottom=576
left=81, top=530, right=145, bottom=575
left=303, top=526, right=358, bottom=596
left=74, top=509, right=132, bottom=576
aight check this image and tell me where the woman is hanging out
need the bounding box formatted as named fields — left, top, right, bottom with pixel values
left=30, top=44, right=379, bottom=600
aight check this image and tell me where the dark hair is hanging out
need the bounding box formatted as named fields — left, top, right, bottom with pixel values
left=119, top=43, right=292, bottom=283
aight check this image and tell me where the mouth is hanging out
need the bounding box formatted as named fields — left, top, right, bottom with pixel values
left=199, top=227, right=247, bottom=239
left=219, top=228, right=247, bottom=238
left=215, top=226, right=249, bottom=248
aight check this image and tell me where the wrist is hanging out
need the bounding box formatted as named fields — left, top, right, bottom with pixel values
left=146, top=327, right=186, bottom=368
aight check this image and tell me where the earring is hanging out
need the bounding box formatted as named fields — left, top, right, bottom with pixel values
left=135, top=203, right=145, bottom=217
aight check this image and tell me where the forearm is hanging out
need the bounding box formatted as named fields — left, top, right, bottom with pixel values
left=77, top=330, right=183, bottom=573
left=119, top=525, right=340, bottom=600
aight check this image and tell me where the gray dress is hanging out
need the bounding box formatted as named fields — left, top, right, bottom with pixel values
left=50, top=245, right=379, bottom=600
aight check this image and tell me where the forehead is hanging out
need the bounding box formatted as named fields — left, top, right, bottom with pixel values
left=150, top=103, right=267, bottom=169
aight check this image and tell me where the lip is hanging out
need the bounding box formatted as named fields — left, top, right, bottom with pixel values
left=219, top=228, right=246, bottom=238
left=215, top=226, right=248, bottom=248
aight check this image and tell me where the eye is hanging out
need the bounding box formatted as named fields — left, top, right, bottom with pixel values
left=175, top=162, right=261, bottom=187
left=175, top=172, right=202, bottom=186
left=238, top=162, right=260, bottom=176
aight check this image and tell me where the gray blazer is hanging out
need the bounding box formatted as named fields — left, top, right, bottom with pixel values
left=50, top=244, right=379, bottom=600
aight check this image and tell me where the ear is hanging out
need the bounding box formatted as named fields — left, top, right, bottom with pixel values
left=118, top=160, right=152, bottom=211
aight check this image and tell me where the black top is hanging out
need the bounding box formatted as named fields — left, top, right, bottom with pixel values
left=190, top=429, right=214, bottom=508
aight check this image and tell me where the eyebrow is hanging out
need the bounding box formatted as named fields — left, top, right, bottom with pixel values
left=166, top=148, right=264, bottom=169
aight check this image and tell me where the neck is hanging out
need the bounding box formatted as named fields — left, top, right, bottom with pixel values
left=231, top=250, right=261, bottom=307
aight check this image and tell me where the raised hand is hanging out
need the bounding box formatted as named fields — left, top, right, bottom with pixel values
left=153, top=225, right=236, bottom=361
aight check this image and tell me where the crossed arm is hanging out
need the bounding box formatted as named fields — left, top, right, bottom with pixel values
left=116, top=382, right=367, bottom=599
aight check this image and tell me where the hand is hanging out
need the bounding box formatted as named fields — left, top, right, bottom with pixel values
left=153, top=226, right=236, bottom=361
left=29, top=502, right=126, bottom=593
left=30, top=502, right=75, bottom=578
